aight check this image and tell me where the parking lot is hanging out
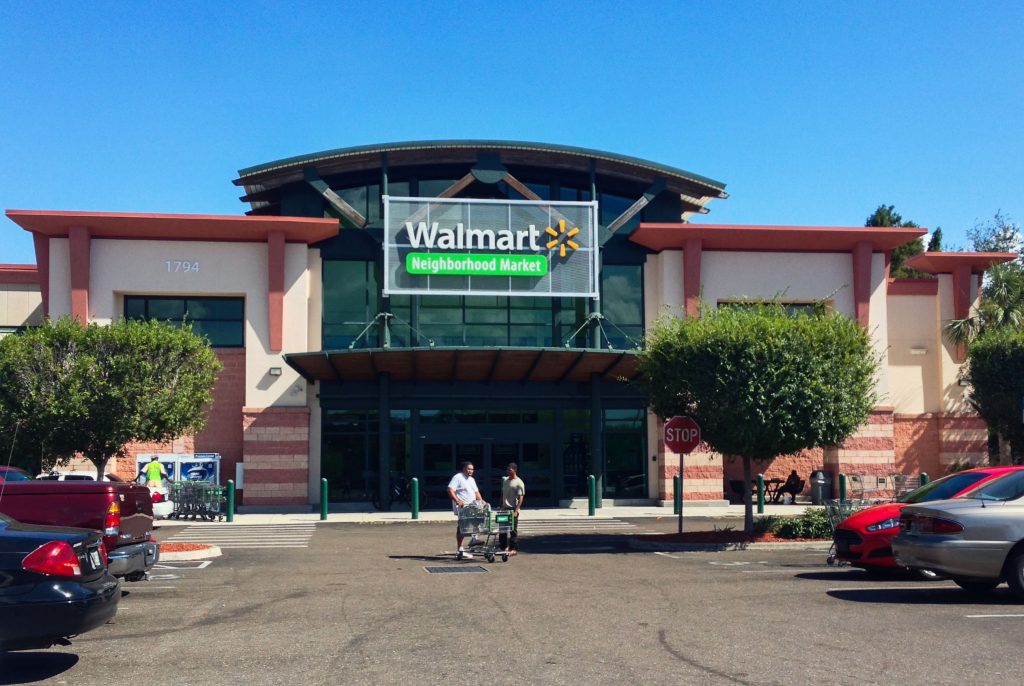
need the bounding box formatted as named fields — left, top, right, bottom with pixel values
left=4, top=518, right=1024, bottom=685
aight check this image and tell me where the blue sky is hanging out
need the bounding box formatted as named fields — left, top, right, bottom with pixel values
left=1, top=2, right=1021, bottom=264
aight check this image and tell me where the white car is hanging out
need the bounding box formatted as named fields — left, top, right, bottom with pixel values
left=135, top=476, right=175, bottom=519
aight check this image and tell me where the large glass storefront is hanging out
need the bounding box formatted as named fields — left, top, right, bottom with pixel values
left=321, top=405, right=646, bottom=507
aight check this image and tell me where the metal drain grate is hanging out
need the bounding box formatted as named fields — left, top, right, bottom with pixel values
left=424, top=566, right=488, bottom=574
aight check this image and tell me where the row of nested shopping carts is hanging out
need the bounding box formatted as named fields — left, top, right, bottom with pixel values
left=167, top=482, right=227, bottom=521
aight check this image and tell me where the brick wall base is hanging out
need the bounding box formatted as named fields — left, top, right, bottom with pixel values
left=242, top=407, right=310, bottom=506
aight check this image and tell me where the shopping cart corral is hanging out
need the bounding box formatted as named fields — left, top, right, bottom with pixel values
left=169, top=482, right=226, bottom=521
left=825, top=498, right=871, bottom=566
left=457, top=504, right=514, bottom=563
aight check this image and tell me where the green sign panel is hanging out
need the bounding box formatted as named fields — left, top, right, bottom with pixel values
left=406, top=253, right=548, bottom=276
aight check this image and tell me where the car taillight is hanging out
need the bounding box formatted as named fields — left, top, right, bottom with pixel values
left=22, top=541, right=82, bottom=577
left=104, top=502, right=121, bottom=536
left=901, top=513, right=964, bottom=534
left=99, top=542, right=109, bottom=566
left=151, top=490, right=164, bottom=503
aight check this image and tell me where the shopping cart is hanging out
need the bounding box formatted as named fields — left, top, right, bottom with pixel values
left=824, top=498, right=870, bottom=566
left=457, top=504, right=515, bottom=563
left=170, top=482, right=226, bottom=521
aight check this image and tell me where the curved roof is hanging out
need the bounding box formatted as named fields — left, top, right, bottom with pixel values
left=234, top=141, right=728, bottom=219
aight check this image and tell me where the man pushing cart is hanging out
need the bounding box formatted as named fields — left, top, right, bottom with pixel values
left=448, top=461, right=484, bottom=560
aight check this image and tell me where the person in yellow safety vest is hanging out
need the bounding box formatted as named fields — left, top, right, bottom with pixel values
left=139, top=457, right=169, bottom=488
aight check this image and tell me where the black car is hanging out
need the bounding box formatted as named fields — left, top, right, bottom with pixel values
left=0, top=513, right=120, bottom=651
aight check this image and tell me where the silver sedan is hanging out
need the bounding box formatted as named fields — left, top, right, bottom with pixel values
left=892, top=469, right=1024, bottom=598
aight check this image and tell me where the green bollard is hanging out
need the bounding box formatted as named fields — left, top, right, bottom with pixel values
left=920, top=472, right=929, bottom=487
left=673, top=475, right=681, bottom=515
left=320, top=478, right=328, bottom=521
left=587, top=475, right=596, bottom=516
left=226, top=480, right=235, bottom=523
left=411, top=478, right=420, bottom=520
left=839, top=473, right=847, bottom=502
left=756, top=473, right=765, bottom=514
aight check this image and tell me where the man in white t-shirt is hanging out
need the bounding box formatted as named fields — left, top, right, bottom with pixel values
left=448, top=461, right=484, bottom=559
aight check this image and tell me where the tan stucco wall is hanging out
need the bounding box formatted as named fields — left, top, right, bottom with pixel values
left=887, top=293, right=941, bottom=414
left=52, top=237, right=311, bottom=411
left=936, top=273, right=974, bottom=413
left=0, top=284, right=42, bottom=328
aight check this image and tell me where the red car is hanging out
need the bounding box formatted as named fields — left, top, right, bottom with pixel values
left=833, top=466, right=1024, bottom=573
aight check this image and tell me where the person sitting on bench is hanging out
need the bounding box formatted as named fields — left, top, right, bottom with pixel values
left=779, top=470, right=804, bottom=503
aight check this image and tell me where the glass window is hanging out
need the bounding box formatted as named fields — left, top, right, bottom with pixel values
left=323, top=261, right=379, bottom=349
left=601, top=265, right=643, bottom=349
left=123, top=296, right=244, bottom=348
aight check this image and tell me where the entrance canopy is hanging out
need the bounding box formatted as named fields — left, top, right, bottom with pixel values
left=285, top=347, right=641, bottom=384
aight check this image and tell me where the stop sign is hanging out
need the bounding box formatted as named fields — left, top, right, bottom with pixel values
left=664, top=416, right=701, bottom=454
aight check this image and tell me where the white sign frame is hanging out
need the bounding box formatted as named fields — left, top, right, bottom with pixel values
left=383, top=196, right=600, bottom=298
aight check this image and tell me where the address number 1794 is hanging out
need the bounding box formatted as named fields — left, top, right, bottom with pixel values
left=166, top=260, right=200, bottom=273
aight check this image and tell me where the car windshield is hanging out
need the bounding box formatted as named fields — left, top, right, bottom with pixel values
left=0, top=468, right=32, bottom=482
left=900, top=472, right=988, bottom=503
left=962, top=470, right=1024, bottom=502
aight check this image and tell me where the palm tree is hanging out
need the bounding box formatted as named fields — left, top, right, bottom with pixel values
left=945, top=263, right=1024, bottom=464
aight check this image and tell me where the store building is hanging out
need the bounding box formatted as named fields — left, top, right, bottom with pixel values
left=2, top=141, right=1014, bottom=507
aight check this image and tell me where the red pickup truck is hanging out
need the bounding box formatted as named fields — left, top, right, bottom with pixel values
left=0, top=465, right=158, bottom=581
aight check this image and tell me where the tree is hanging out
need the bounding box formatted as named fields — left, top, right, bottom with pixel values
left=967, top=211, right=1022, bottom=257
left=964, top=329, right=1024, bottom=464
left=865, top=204, right=928, bottom=278
left=639, top=303, right=879, bottom=533
left=0, top=317, right=222, bottom=477
left=945, top=212, right=1024, bottom=464
left=927, top=227, right=943, bottom=252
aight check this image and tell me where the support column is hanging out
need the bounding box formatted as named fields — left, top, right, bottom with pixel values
left=590, top=373, right=603, bottom=507
left=852, top=241, right=872, bottom=328
left=683, top=238, right=702, bottom=318
left=68, top=226, right=90, bottom=322
left=267, top=231, right=285, bottom=352
left=952, top=263, right=972, bottom=362
left=32, top=232, right=50, bottom=319
left=378, top=372, right=391, bottom=507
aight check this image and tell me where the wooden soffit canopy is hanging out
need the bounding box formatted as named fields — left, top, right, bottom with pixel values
left=903, top=252, right=1017, bottom=275
left=285, top=347, right=642, bottom=384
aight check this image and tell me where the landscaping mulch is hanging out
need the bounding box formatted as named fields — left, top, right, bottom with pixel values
left=159, top=542, right=214, bottom=553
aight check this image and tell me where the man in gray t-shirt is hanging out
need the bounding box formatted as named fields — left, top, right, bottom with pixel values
left=500, top=462, right=525, bottom=555
left=448, top=461, right=483, bottom=559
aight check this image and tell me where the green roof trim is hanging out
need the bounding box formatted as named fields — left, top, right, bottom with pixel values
left=237, top=140, right=726, bottom=194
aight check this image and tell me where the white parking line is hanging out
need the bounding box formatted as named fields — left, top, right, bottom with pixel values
left=966, top=614, right=1024, bottom=619
left=825, top=585, right=950, bottom=592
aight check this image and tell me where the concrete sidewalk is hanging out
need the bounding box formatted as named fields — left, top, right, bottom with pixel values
left=155, top=502, right=819, bottom=526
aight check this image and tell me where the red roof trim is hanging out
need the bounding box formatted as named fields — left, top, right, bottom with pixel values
left=631, top=223, right=927, bottom=253
left=887, top=278, right=938, bottom=296
left=5, top=210, right=339, bottom=244
left=903, top=252, right=1017, bottom=275
left=0, top=264, right=38, bottom=285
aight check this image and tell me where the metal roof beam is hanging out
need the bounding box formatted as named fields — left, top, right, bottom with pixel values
left=607, top=178, right=666, bottom=234
left=304, top=169, right=368, bottom=228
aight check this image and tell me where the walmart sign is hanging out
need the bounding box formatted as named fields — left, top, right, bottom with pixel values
left=383, top=197, right=598, bottom=298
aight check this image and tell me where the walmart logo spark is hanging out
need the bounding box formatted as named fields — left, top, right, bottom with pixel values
left=545, top=219, right=581, bottom=258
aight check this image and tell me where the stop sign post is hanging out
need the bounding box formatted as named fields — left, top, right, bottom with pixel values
left=664, top=416, right=701, bottom=534
left=664, top=416, right=701, bottom=454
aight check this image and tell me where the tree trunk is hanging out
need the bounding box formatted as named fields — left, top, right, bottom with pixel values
left=998, top=433, right=1012, bottom=466
left=90, top=456, right=109, bottom=481
left=742, top=457, right=754, bottom=534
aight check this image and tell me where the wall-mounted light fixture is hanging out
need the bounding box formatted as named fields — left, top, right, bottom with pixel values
left=269, top=367, right=283, bottom=376
left=909, top=347, right=928, bottom=356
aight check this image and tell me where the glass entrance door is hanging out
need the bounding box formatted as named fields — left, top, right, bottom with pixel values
left=420, top=437, right=554, bottom=507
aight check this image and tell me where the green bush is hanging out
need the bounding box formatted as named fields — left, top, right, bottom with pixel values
left=771, top=508, right=831, bottom=539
